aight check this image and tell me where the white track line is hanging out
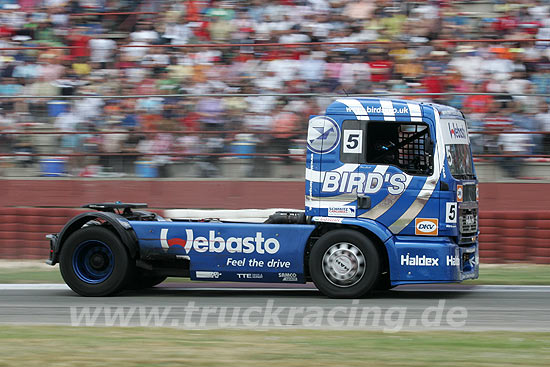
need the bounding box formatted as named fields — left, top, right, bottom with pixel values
left=394, top=285, right=550, bottom=292
left=0, top=284, right=70, bottom=290
left=1, top=284, right=550, bottom=292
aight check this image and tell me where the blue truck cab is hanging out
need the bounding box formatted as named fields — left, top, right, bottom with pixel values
left=47, top=98, right=479, bottom=298
left=305, top=98, right=478, bottom=289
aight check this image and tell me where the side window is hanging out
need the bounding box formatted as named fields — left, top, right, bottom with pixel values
left=366, top=121, right=433, bottom=175
left=340, top=120, right=366, bottom=163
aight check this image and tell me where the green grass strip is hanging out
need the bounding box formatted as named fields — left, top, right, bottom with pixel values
left=0, top=326, right=548, bottom=367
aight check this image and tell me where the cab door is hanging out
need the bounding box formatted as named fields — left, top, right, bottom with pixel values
left=340, top=118, right=438, bottom=235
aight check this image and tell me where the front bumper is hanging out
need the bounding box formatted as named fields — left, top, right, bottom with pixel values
left=386, top=235, right=479, bottom=286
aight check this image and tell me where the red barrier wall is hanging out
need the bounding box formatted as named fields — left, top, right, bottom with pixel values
left=479, top=211, right=550, bottom=264
left=2, top=180, right=550, bottom=211
left=0, top=180, right=549, bottom=262
left=0, top=208, right=83, bottom=259
left=1, top=180, right=305, bottom=209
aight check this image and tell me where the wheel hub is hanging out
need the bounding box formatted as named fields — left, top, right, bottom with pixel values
left=322, top=243, right=366, bottom=287
left=90, top=253, right=107, bottom=270
left=72, top=240, right=114, bottom=284
left=333, top=255, right=354, bottom=275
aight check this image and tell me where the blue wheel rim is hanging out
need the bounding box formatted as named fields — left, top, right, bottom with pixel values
left=72, top=240, right=114, bottom=284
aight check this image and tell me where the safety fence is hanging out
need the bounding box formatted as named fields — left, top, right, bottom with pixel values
left=1, top=144, right=549, bottom=178
left=2, top=91, right=550, bottom=178
left=3, top=34, right=550, bottom=177
left=2, top=34, right=550, bottom=154
left=1, top=125, right=549, bottom=178
left=4, top=38, right=550, bottom=52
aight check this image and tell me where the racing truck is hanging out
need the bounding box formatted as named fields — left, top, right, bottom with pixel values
left=46, top=98, right=479, bottom=298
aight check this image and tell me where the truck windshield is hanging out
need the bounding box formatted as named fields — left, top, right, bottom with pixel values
left=445, top=144, right=474, bottom=179
left=441, top=118, right=475, bottom=179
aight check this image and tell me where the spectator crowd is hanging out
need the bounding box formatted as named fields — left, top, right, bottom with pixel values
left=1, top=0, right=550, bottom=178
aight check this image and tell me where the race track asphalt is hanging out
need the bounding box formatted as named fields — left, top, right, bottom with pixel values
left=0, top=283, right=548, bottom=331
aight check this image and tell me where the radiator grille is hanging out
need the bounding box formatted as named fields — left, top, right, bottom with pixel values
left=459, top=207, right=478, bottom=235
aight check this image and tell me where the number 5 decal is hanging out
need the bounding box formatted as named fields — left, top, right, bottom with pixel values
left=343, top=130, right=363, bottom=154
left=446, top=202, right=457, bottom=223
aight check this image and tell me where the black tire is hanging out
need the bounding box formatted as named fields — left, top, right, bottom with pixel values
left=59, top=226, right=132, bottom=296
left=309, top=229, right=380, bottom=298
left=127, top=272, right=167, bottom=290
left=374, top=273, right=395, bottom=291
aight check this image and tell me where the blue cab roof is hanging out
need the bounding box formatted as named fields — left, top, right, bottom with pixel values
left=325, top=98, right=463, bottom=120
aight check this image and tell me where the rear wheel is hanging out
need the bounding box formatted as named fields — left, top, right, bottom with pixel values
left=128, top=271, right=167, bottom=290
left=60, top=226, right=132, bottom=296
left=309, top=229, right=380, bottom=298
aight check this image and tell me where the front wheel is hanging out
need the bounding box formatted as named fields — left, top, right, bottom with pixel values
left=309, top=229, right=380, bottom=298
left=59, top=226, right=132, bottom=296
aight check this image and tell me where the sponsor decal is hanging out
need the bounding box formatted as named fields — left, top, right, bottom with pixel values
left=400, top=254, right=439, bottom=266
left=195, top=271, right=222, bottom=279
left=237, top=273, right=264, bottom=279
left=307, top=116, right=340, bottom=154
left=267, top=259, right=291, bottom=268
left=328, top=207, right=356, bottom=218
left=311, top=216, right=344, bottom=224
left=278, top=272, right=298, bottom=282
left=442, top=119, right=469, bottom=144
left=342, top=129, right=363, bottom=154
left=446, top=255, right=460, bottom=266
left=446, top=202, right=457, bottom=223
left=448, top=121, right=467, bottom=140
left=227, top=258, right=246, bottom=266
left=160, top=229, right=280, bottom=254
left=415, top=218, right=438, bottom=236
left=457, top=185, right=463, bottom=202
left=346, top=106, right=409, bottom=114
left=321, top=171, right=408, bottom=195
left=226, top=257, right=291, bottom=268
